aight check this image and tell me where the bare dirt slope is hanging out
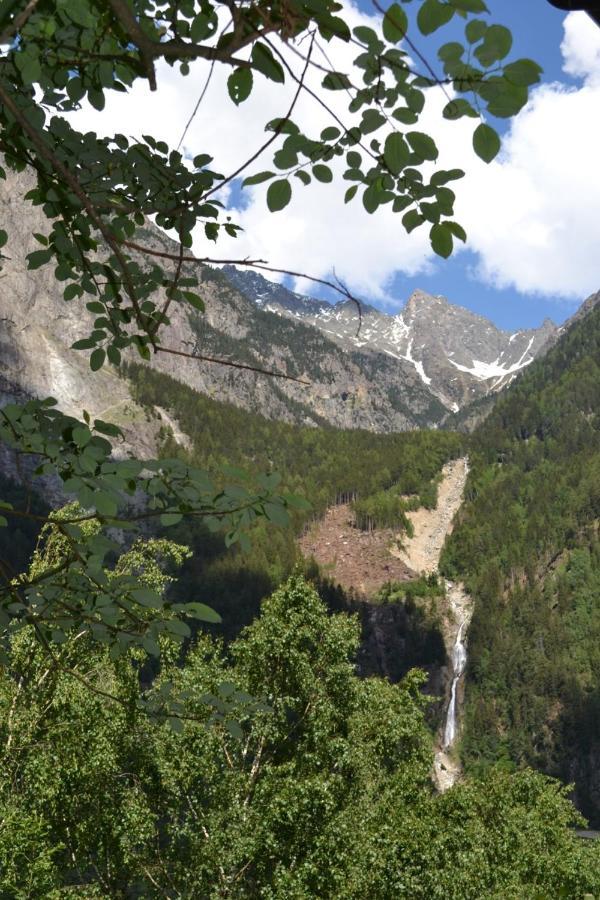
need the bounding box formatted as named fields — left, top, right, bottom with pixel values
left=393, top=457, right=469, bottom=574
left=298, top=504, right=413, bottom=597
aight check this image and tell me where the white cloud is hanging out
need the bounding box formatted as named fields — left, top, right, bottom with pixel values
left=453, top=12, right=600, bottom=300
left=68, top=7, right=600, bottom=308
left=561, top=10, right=600, bottom=82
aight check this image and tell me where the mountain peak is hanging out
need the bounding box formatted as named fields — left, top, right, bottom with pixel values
left=225, top=267, right=559, bottom=413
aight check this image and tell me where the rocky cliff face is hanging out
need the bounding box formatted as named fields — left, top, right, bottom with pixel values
left=223, top=267, right=558, bottom=413
left=0, top=167, right=447, bottom=439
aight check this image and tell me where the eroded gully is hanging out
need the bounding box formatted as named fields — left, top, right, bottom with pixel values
left=391, top=457, right=473, bottom=791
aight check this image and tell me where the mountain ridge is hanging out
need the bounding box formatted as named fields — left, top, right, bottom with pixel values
left=222, top=266, right=558, bottom=413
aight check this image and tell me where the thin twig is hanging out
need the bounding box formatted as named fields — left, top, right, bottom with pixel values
left=155, top=344, right=310, bottom=384
left=201, top=32, right=316, bottom=204
left=148, top=231, right=185, bottom=339
left=120, top=239, right=364, bottom=320
left=372, top=0, right=453, bottom=105
left=176, top=59, right=215, bottom=152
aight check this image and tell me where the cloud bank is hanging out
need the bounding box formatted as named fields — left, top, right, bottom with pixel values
left=69, top=9, right=600, bottom=306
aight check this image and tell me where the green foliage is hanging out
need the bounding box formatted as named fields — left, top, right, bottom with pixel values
left=441, top=297, right=600, bottom=824
left=0, top=397, right=300, bottom=658
left=1, top=571, right=599, bottom=897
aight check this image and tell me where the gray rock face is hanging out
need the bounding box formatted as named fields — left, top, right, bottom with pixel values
left=0, top=167, right=443, bottom=439
left=223, top=268, right=559, bottom=412
left=0, top=165, right=571, bottom=443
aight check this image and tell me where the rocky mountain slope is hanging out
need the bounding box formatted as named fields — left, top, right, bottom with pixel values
left=223, top=266, right=558, bottom=412
left=0, top=167, right=444, bottom=440
left=0, top=164, right=577, bottom=444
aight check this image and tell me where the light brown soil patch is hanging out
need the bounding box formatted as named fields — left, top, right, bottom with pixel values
left=299, top=503, right=413, bottom=597
left=392, top=458, right=469, bottom=574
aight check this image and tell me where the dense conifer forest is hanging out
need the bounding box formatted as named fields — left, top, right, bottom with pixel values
left=442, top=298, right=600, bottom=824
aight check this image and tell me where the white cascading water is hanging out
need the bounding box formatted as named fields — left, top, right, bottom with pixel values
left=443, top=613, right=468, bottom=749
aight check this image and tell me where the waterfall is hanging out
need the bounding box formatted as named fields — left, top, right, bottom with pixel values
left=443, top=611, right=468, bottom=749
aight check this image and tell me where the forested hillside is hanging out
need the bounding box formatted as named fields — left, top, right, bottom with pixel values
left=441, top=291, right=600, bottom=824
left=126, top=363, right=464, bottom=636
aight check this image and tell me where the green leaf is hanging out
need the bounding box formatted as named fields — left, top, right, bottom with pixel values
left=72, top=425, right=92, bottom=447
left=160, top=513, right=183, bottom=526
left=63, top=283, right=81, bottom=301
left=345, top=185, right=358, bottom=203
left=131, top=587, right=163, bottom=608
left=446, top=220, right=467, bottom=242
left=242, top=171, right=275, bottom=187
left=0, top=229, right=7, bottom=248
left=430, top=223, right=454, bottom=258
left=312, top=164, right=333, bottom=183
left=94, top=491, right=118, bottom=517
left=465, top=18, right=487, bottom=44
left=93, top=419, right=122, bottom=437
left=90, top=348, right=106, bottom=371
left=266, top=179, right=292, bottom=212
left=360, top=109, right=386, bottom=135
left=362, top=184, right=380, bottom=214
left=263, top=502, right=289, bottom=526
left=431, top=168, right=464, bottom=186
left=473, top=122, right=500, bottom=163
left=184, top=602, right=222, bottom=623
left=504, top=58, right=543, bottom=87
left=251, top=44, right=285, bottom=83
left=406, top=131, right=438, bottom=161
left=107, top=344, right=121, bottom=366
left=393, top=195, right=412, bottom=213
left=88, top=88, right=105, bottom=111
left=391, top=107, right=418, bottom=125
left=183, top=291, right=205, bottom=312
left=438, top=42, right=464, bottom=63
left=443, top=98, right=478, bottom=120
left=383, top=3, right=408, bottom=43
left=228, top=67, right=253, bottom=105
left=66, top=76, right=85, bottom=103
left=294, top=170, right=311, bottom=185
left=384, top=132, right=409, bottom=175
left=417, top=0, right=454, bottom=36
left=481, top=80, right=528, bottom=118
left=165, top=618, right=191, bottom=638
left=322, top=71, right=352, bottom=90
left=475, top=24, right=513, bottom=67
left=225, top=720, right=244, bottom=739
left=320, top=126, right=341, bottom=141
left=27, top=248, right=52, bottom=270
left=402, top=209, right=424, bottom=233
left=143, top=636, right=160, bottom=656
left=353, top=25, right=379, bottom=47
left=449, top=0, right=488, bottom=10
